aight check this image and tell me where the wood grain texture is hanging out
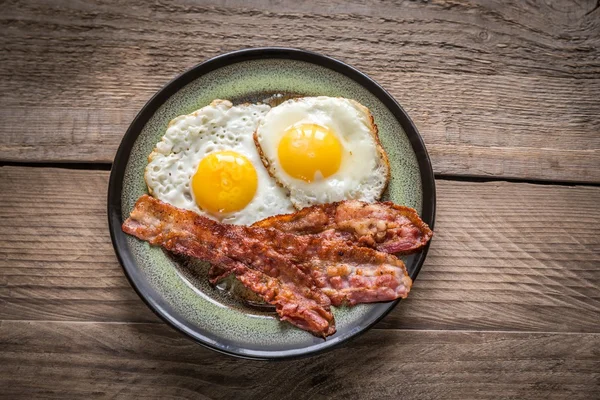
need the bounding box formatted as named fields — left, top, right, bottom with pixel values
left=1, top=0, right=599, bottom=181
left=1, top=321, right=599, bottom=399
left=0, top=167, right=159, bottom=323
left=1, top=166, right=598, bottom=332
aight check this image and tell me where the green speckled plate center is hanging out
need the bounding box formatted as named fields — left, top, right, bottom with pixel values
left=108, top=48, right=435, bottom=360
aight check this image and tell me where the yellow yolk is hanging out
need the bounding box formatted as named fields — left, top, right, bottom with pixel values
left=191, top=151, right=258, bottom=214
left=277, top=124, right=342, bottom=182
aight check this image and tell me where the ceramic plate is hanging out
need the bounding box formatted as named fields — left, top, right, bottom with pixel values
left=108, top=48, right=436, bottom=360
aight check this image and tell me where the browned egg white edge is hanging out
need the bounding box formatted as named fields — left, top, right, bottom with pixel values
left=253, top=97, right=391, bottom=210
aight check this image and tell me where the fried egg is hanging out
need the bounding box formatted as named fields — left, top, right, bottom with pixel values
left=145, top=100, right=294, bottom=225
left=254, top=96, right=390, bottom=209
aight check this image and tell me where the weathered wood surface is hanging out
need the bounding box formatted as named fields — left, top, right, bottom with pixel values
left=2, top=0, right=599, bottom=397
left=1, top=166, right=598, bottom=333
left=1, top=321, right=598, bottom=399
left=1, top=0, right=599, bottom=182
left=0, top=167, right=158, bottom=324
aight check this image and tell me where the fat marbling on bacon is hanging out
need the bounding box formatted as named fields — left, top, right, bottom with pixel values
left=122, top=195, right=415, bottom=337
left=253, top=199, right=433, bottom=254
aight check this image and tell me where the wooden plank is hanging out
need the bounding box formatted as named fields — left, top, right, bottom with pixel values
left=0, top=321, right=598, bottom=399
left=0, top=167, right=159, bottom=323
left=0, top=107, right=136, bottom=163
left=0, top=0, right=599, bottom=181
left=1, top=166, right=599, bottom=332
left=380, top=179, right=600, bottom=331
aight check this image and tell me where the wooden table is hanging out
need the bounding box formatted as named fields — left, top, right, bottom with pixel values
left=1, top=1, right=599, bottom=398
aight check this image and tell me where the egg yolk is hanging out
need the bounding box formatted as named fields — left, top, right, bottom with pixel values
left=277, top=124, right=342, bottom=182
left=191, top=151, right=258, bottom=214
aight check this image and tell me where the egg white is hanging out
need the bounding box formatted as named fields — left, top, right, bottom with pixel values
left=145, top=100, right=294, bottom=225
left=254, top=96, right=390, bottom=209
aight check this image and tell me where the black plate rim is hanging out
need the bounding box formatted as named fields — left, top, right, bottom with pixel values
left=107, top=47, right=436, bottom=361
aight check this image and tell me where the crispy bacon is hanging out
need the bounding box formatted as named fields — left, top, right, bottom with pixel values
left=253, top=200, right=433, bottom=254
left=122, top=195, right=413, bottom=337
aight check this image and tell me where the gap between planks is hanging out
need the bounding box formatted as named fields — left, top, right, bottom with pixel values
left=1, top=321, right=599, bottom=400
left=3, top=161, right=600, bottom=188
left=2, top=320, right=600, bottom=337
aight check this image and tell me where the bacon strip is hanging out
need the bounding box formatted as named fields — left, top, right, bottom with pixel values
left=253, top=200, right=433, bottom=254
left=122, top=195, right=413, bottom=337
